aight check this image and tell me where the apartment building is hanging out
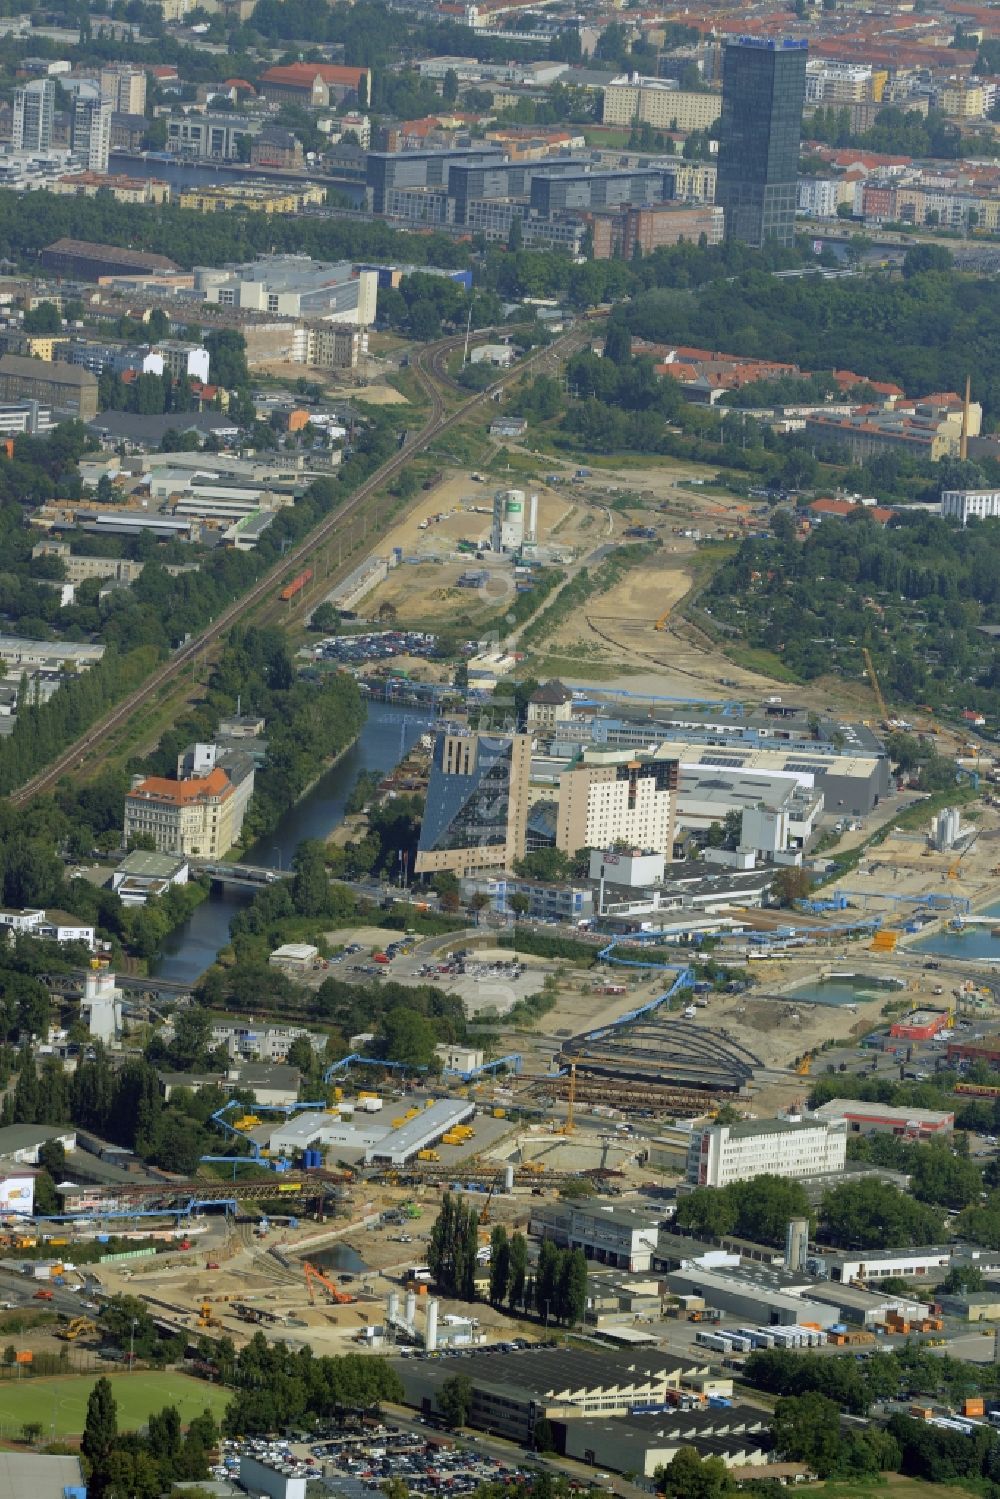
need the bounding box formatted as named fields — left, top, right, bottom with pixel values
left=686, top=1118, right=847, bottom=1188
left=556, top=748, right=678, bottom=859
left=602, top=74, right=722, bottom=132
left=166, top=114, right=261, bottom=161
left=415, top=729, right=531, bottom=877
left=0, top=355, right=98, bottom=420
left=31, top=540, right=143, bottom=586
left=806, top=391, right=980, bottom=463
left=124, top=766, right=246, bottom=857
left=70, top=95, right=111, bottom=174
left=100, top=63, right=146, bottom=115
left=13, top=79, right=54, bottom=152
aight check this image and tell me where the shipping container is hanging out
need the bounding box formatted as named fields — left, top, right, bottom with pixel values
left=279, top=568, right=313, bottom=602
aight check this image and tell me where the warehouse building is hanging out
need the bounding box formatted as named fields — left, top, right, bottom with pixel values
left=39, top=237, right=180, bottom=279
left=808, top=1245, right=953, bottom=1284
left=264, top=1098, right=475, bottom=1166
left=392, top=1347, right=711, bottom=1443
left=559, top=1406, right=768, bottom=1478
left=665, top=1263, right=840, bottom=1329
left=810, top=1098, right=954, bottom=1139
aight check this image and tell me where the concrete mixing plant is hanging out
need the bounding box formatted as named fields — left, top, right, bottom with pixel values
left=492, top=489, right=525, bottom=552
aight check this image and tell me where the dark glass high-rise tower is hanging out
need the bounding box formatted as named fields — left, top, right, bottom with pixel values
left=717, top=37, right=808, bottom=248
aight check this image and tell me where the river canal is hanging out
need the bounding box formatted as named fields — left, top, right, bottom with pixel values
left=149, top=701, right=433, bottom=985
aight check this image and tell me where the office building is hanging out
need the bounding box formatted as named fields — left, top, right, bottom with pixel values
left=71, top=94, right=111, bottom=174
left=13, top=78, right=55, bottom=152
left=166, top=114, right=261, bottom=161
left=556, top=748, right=678, bottom=860
left=100, top=63, right=146, bottom=115
left=590, top=203, right=724, bottom=259
left=257, top=62, right=371, bottom=108
left=602, top=75, right=722, bottom=132
left=716, top=38, right=808, bottom=247
left=529, top=1199, right=662, bottom=1272
left=366, top=147, right=503, bottom=215
left=415, top=730, right=531, bottom=877
left=124, top=765, right=249, bottom=858
left=941, top=488, right=1000, bottom=526
left=31, top=540, right=143, bottom=586
left=686, top=1118, right=847, bottom=1188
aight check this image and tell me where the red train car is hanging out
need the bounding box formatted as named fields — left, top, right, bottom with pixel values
left=279, top=568, right=313, bottom=602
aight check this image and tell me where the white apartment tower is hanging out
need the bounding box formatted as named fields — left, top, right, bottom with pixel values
left=71, top=94, right=112, bottom=174
left=13, top=79, right=55, bottom=152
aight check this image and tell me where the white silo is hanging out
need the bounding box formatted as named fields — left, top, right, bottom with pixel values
left=426, top=1298, right=439, bottom=1353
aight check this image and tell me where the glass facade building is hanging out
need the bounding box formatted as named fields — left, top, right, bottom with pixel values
left=717, top=38, right=808, bottom=248
left=416, top=730, right=531, bottom=875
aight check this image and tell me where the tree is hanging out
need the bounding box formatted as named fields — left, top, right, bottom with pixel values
left=508, top=893, right=530, bottom=917
left=603, top=321, right=632, bottom=367
left=773, top=1392, right=843, bottom=1477
left=940, top=1263, right=984, bottom=1294
left=535, top=1238, right=560, bottom=1323
left=311, top=602, right=340, bottom=634
left=657, top=1447, right=732, bottom=1499
left=442, top=68, right=459, bottom=104
left=508, top=1230, right=528, bottom=1311
left=507, top=216, right=523, bottom=253
left=769, top=867, right=813, bottom=907
left=489, top=1225, right=510, bottom=1307
left=437, top=1373, right=473, bottom=1429
left=533, top=1418, right=555, bottom=1453
left=820, top=1179, right=945, bottom=1249
left=82, top=1376, right=118, bottom=1497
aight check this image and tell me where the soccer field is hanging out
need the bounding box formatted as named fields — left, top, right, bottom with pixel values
left=0, top=1371, right=230, bottom=1438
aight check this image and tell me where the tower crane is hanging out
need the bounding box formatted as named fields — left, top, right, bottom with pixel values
left=862, top=647, right=889, bottom=726
left=557, top=1062, right=577, bottom=1136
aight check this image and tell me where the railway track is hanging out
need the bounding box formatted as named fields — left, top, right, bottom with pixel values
left=10, top=326, right=579, bottom=805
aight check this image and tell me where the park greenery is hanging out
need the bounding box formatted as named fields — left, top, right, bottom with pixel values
left=703, top=507, right=1000, bottom=719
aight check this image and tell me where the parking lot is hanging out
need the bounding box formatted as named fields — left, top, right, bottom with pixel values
left=307, top=1422, right=537, bottom=1494
left=307, top=630, right=467, bottom=665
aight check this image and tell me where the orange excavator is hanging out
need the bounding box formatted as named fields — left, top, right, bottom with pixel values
left=303, top=1260, right=355, bottom=1306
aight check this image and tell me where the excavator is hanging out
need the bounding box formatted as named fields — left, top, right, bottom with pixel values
left=58, top=1317, right=97, bottom=1342
left=303, top=1261, right=355, bottom=1306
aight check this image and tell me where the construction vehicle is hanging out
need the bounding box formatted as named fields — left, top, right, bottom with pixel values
left=417, top=1148, right=440, bottom=1162
left=948, top=861, right=960, bottom=880
left=654, top=608, right=670, bottom=632
left=233, top=1114, right=261, bottom=1132
left=197, top=1301, right=223, bottom=1329
left=478, top=1179, right=498, bottom=1228
left=303, top=1260, right=355, bottom=1306
left=862, top=646, right=889, bottom=725
left=58, top=1317, right=97, bottom=1342
left=796, top=1054, right=813, bottom=1076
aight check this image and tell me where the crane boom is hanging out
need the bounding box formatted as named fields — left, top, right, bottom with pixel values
left=862, top=647, right=889, bottom=724
left=304, top=1260, right=355, bottom=1305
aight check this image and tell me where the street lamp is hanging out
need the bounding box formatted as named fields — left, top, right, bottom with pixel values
left=129, top=1317, right=138, bottom=1373
left=272, top=847, right=282, bottom=872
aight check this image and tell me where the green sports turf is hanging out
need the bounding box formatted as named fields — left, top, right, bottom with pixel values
left=0, top=1370, right=230, bottom=1438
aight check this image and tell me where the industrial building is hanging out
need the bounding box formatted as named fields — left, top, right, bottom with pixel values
left=263, top=1098, right=476, bottom=1167
left=686, top=1118, right=847, bottom=1188
left=195, top=256, right=377, bottom=327
left=810, top=1098, right=954, bottom=1139
left=0, top=1453, right=86, bottom=1499
left=392, top=1347, right=710, bottom=1443
left=529, top=1199, right=663, bottom=1272
left=665, top=1263, right=840, bottom=1329
left=365, top=147, right=503, bottom=215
